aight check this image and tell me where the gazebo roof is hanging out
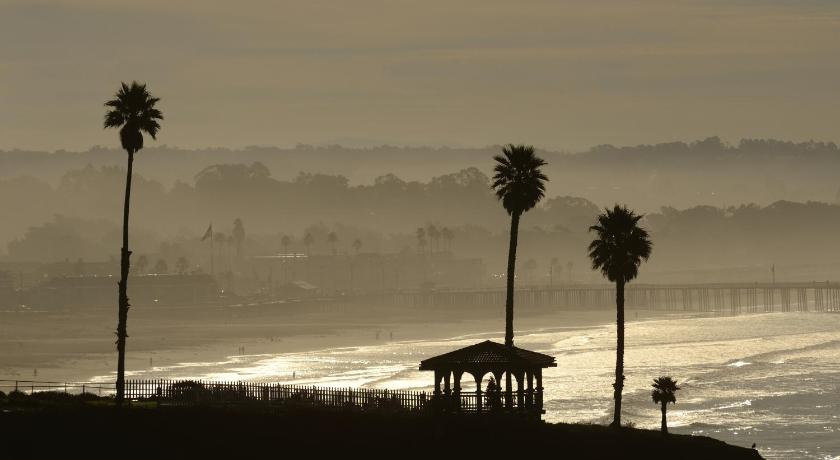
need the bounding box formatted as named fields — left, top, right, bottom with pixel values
left=419, top=340, right=556, bottom=371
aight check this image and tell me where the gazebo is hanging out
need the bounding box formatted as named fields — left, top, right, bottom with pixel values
left=419, top=340, right=556, bottom=416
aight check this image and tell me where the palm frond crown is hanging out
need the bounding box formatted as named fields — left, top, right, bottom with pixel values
left=104, top=81, right=163, bottom=154
left=491, top=144, right=548, bottom=216
left=651, top=376, right=680, bottom=404
left=588, top=205, right=652, bottom=283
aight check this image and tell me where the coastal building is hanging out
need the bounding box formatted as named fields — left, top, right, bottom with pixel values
left=26, top=273, right=219, bottom=309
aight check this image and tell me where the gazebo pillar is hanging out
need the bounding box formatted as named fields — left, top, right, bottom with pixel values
left=443, top=372, right=451, bottom=396
left=515, top=371, right=525, bottom=410
left=535, top=368, right=544, bottom=411
left=526, top=371, right=534, bottom=408
left=473, top=373, right=483, bottom=413
left=433, top=370, right=442, bottom=396
left=505, top=371, right=513, bottom=410
left=453, top=370, right=463, bottom=410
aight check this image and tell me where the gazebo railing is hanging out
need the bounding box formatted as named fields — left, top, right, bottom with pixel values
left=431, top=389, right=543, bottom=415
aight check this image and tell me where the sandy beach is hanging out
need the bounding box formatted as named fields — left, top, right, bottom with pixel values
left=0, top=300, right=678, bottom=385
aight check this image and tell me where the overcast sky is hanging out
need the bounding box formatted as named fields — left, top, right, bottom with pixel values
left=1, top=0, right=838, bottom=151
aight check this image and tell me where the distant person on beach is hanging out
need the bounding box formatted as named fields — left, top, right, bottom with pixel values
left=376, top=330, right=381, bottom=340
left=389, top=331, right=393, bottom=340
left=293, top=371, right=296, bottom=380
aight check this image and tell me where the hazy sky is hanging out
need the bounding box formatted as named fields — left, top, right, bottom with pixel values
left=1, top=0, right=838, bottom=151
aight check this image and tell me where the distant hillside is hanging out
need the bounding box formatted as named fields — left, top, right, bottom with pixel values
left=1, top=137, right=838, bottom=211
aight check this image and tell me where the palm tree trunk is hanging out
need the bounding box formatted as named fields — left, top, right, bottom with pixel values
left=611, top=278, right=625, bottom=427
left=115, top=151, right=134, bottom=406
left=504, top=212, right=520, bottom=347
left=661, top=401, right=668, bottom=434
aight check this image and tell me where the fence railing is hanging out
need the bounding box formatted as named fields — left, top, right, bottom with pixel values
left=1, top=379, right=544, bottom=416
left=123, top=379, right=429, bottom=411
left=0, top=379, right=115, bottom=396
left=0, top=379, right=429, bottom=412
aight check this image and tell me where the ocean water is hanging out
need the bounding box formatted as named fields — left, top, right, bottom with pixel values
left=126, top=312, right=840, bottom=459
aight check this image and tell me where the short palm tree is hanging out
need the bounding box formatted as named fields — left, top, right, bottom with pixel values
left=651, top=376, right=680, bottom=434
left=104, top=81, right=162, bottom=406
left=491, top=144, right=548, bottom=347
left=588, top=205, right=652, bottom=427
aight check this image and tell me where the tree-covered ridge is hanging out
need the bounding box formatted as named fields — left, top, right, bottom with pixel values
left=2, top=138, right=838, bottom=212
left=3, top=162, right=840, bottom=284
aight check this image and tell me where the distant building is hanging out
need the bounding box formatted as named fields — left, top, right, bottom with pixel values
left=250, top=251, right=485, bottom=296
left=26, top=274, right=219, bottom=309
left=276, top=280, right=320, bottom=299
left=0, top=271, right=16, bottom=307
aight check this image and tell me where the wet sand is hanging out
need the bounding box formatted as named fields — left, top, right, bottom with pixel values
left=0, top=300, right=675, bottom=384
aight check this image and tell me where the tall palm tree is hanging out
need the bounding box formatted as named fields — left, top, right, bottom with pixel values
left=549, top=257, right=560, bottom=286
left=136, top=255, right=148, bottom=274
left=427, top=224, right=440, bottom=254
left=651, top=376, right=680, bottom=434
left=175, top=256, right=189, bottom=274
left=232, top=218, right=245, bottom=259
left=303, top=232, right=314, bottom=255
left=104, top=81, right=162, bottom=405
left=588, top=205, right=652, bottom=427
left=491, top=144, right=548, bottom=347
left=327, top=231, right=338, bottom=255
left=441, top=227, right=453, bottom=252
left=416, top=228, right=427, bottom=255
left=154, top=259, right=168, bottom=274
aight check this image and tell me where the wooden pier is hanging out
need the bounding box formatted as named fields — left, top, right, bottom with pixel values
left=386, top=282, right=840, bottom=314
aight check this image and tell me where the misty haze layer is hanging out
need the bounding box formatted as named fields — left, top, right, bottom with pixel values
left=1, top=1, right=839, bottom=150
left=2, top=138, right=840, bottom=283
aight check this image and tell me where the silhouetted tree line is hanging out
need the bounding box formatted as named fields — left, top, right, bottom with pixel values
left=5, top=163, right=840, bottom=276
left=0, top=163, right=597, bottom=258
left=3, top=136, right=840, bottom=212
left=583, top=137, right=839, bottom=164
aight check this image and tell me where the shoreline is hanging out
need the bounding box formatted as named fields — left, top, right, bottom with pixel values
left=0, top=305, right=708, bottom=385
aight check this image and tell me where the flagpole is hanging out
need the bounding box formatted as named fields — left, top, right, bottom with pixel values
left=210, top=227, right=215, bottom=277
